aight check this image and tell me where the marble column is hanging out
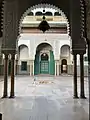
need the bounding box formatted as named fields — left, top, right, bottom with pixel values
left=88, top=40, right=90, bottom=97
left=33, top=61, right=34, bottom=76
left=30, top=63, right=32, bottom=76
left=10, top=54, right=15, bottom=98
left=80, top=54, right=86, bottom=98
left=3, top=54, right=8, bottom=98
left=15, top=60, right=18, bottom=75
left=73, top=54, right=79, bottom=98
left=55, top=61, right=57, bottom=76
left=0, top=113, right=2, bottom=120
left=57, top=62, right=59, bottom=76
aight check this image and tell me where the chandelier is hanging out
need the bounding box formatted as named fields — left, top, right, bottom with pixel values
left=38, top=7, right=50, bottom=33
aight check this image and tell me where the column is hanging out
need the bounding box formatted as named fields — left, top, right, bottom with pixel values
left=57, top=61, right=59, bottom=76
left=10, top=54, right=15, bottom=98
left=0, top=54, right=2, bottom=75
left=33, top=61, right=34, bottom=76
left=3, top=54, right=8, bottom=98
left=59, top=64, right=61, bottom=75
left=73, top=54, right=79, bottom=98
left=0, top=113, right=2, bottom=120
left=30, top=63, right=32, bottom=76
left=88, top=40, right=90, bottom=95
left=80, top=54, right=86, bottom=98
left=55, top=61, right=57, bottom=76
left=15, top=60, right=18, bottom=75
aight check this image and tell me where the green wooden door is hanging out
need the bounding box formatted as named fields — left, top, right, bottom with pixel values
left=49, top=50, right=55, bottom=75
left=34, top=51, right=55, bottom=75
left=40, top=61, right=49, bottom=74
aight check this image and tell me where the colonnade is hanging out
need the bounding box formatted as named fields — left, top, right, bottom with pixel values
left=73, top=53, right=86, bottom=98
left=3, top=53, right=15, bottom=98
left=2, top=52, right=86, bottom=99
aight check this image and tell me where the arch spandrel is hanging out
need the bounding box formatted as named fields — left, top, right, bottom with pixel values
left=86, top=0, right=90, bottom=40
left=18, top=0, right=70, bottom=24
left=1, top=0, right=87, bottom=54
left=18, top=0, right=86, bottom=54
left=1, top=0, right=18, bottom=54
left=70, top=0, right=87, bottom=54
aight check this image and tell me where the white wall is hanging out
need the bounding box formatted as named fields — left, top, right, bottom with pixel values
left=17, top=33, right=88, bottom=76
left=19, top=46, right=29, bottom=60
left=18, top=33, right=70, bottom=60
left=61, top=45, right=70, bottom=57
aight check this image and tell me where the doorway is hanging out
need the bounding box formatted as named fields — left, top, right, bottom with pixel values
left=34, top=43, right=55, bottom=75
left=40, top=53, right=49, bottom=74
left=61, top=59, right=67, bottom=73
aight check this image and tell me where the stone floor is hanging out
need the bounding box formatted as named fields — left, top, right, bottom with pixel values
left=0, top=75, right=89, bottom=120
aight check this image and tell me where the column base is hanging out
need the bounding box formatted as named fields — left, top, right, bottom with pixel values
left=2, top=95, right=8, bottom=98
left=9, top=95, right=15, bottom=99
left=80, top=96, right=87, bottom=99
left=73, top=96, right=79, bottom=99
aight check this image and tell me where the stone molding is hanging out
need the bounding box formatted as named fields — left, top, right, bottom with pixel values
left=2, top=0, right=18, bottom=52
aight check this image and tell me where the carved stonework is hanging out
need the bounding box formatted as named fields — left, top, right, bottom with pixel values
left=0, top=0, right=88, bottom=55
left=86, top=0, right=90, bottom=40
left=70, top=0, right=86, bottom=54
left=2, top=0, right=18, bottom=53
left=19, top=3, right=70, bottom=35
left=0, top=37, right=2, bottom=55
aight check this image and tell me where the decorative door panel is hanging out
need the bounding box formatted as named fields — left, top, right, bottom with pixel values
left=40, top=61, right=49, bottom=74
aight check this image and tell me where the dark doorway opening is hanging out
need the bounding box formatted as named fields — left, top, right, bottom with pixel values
left=61, top=59, right=67, bottom=73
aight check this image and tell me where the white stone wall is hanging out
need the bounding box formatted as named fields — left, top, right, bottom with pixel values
left=18, top=33, right=70, bottom=60
left=17, top=33, right=88, bottom=76
left=19, top=45, right=29, bottom=63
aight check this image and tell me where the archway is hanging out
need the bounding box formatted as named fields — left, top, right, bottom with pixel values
left=18, top=4, right=70, bottom=76
left=19, top=4, right=70, bottom=35
left=60, top=45, right=70, bottom=74
left=19, top=4, right=70, bottom=75
left=18, top=44, right=29, bottom=75
left=16, top=2, right=86, bottom=100
left=34, top=43, right=55, bottom=75
left=0, top=1, right=87, bottom=101
left=41, top=53, right=49, bottom=61
left=61, top=59, right=67, bottom=73
left=40, top=53, right=49, bottom=74
left=19, top=4, right=70, bottom=76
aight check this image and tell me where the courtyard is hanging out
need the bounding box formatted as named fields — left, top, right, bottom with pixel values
left=0, top=75, right=89, bottom=120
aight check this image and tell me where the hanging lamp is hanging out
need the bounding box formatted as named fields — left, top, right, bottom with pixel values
left=38, top=7, right=50, bottom=33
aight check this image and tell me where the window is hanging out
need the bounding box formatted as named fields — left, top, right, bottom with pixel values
left=41, top=53, right=48, bottom=61
left=21, top=61, right=27, bottom=71
left=27, top=12, right=33, bottom=16
left=54, top=12, right=61, bottom=16
left=35, top=11, right=43, bottom=16
left=45, top=12, right=52, bottom=16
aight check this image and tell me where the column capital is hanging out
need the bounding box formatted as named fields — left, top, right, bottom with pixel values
left=4, top=54, right=8, bottom=60
left=79, top=53, right=84, bottom=55
left=73, top=53, right=77, bottom=55
left=11, top=54, right=15, bottom=60
left=2, top=50, right=9, bottom=56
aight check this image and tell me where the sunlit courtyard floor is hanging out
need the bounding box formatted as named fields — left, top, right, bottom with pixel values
left=0, top=75, right=89, bottom=120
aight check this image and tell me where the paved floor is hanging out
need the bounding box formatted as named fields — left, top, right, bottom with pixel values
left=0, top=75, right=89, bottom=120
